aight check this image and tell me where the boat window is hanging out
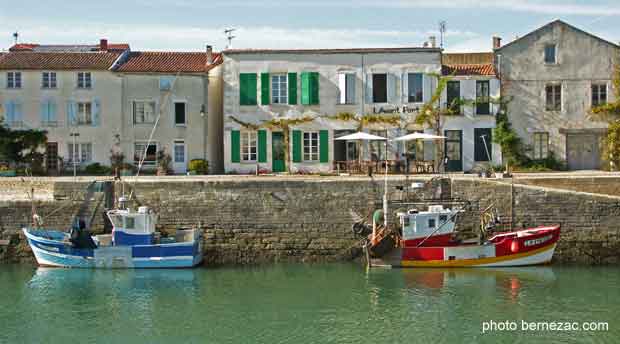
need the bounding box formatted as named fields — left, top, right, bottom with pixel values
left=109, top=215, right=123, bottom=228
left=124, top=217, right=135, bottom=229
left=439, top=215, right=448, bottom=223
left=403, top=216, right=410, bottom=227
left=428, top=218, right=436, bottom=228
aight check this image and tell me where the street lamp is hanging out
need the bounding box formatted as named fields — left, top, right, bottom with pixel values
left=69, top=132, right=80, bottom=180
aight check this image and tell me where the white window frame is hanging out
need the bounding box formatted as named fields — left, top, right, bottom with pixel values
left=303, top=131, right=319, bottom=162
left=173, top=140, right=186, bottom=164
left=133, top=100, right=157, bottom=124
left=7, top=72, right=21, bottom=89
left=77, top=72, right=92, bottom=89
left=271, top=74, right=288, bottom=104
left=592, top=83, right=608, bottom=107
left=42, top=72, right=57, bottom=89
left=76, top=102, right=93, bottom=125
left=545, top=84, right=562, bottom=112
left=544, top=44, right=557, bottom=64
left=407, top=73, right=424, bottom=103
left=67, top=142, right=93, bottom=164
left=173, top=101, right=187, bottom=126
left=533, top=132, right=549, bottom=160
left=338, top=72, right=356, bottom=105
left=241, top=131, right=258, bottom=162
left=134, top=142, right=158, bottom=166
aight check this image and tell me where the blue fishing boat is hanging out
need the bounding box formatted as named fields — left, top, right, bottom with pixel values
left=23, top=205, right=203, bottom=268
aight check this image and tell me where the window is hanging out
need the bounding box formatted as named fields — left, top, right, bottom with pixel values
left=42, top=72, right=57, bottom=89
left=372, top=74, right=387, bottom=103
left=545, top=84, right=561, bottom=111
left=428, top=218, right=436, bottom=228
left=174, top=141, right=185, bottom=163
left=446, top=81, right=461, bottom=113
left=7, top=72, right=21, bottom=88
left=241, top=131, right=257, bottom=162
left=408, top=73, right=423, bottom=103
left=271, top=74, right=288, bottom=104
left=533, top=132, right=549, bottom=160
left=338, top=73, right=356, bottom=104
left=592, top=84, right=607, bottom=107
left=476, top=80, right=490, bottom=115
left=124, top=217, right=135, bottom=230
left=67, top=143, right=92, bottom=163
left=134, top=142, right=157, bottom=166
left=439, top=215, right=448, bottom=223
left=303, top=132, right=319, bottom=162
left=369, top=130, right=387, bottom=161
left=77, top=72, right=92, bottom=89
left=77, top=102, right=92, bottom=125
left=133, top=101, right=156, bottom=124
left=160, top=76, right=174, bottom=91
left=544, top=44, right=556, bottom=64
left=174, top=102, right=186, bottom=125
left=474, top=128, right=492, bottom=162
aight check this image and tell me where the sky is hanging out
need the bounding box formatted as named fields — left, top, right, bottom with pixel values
left=1, top=0, right=620, bottom=53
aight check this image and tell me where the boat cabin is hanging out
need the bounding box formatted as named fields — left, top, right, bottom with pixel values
left=107, top=206, right=157, bottom=246
left=398, top=205, right=460, bottom=241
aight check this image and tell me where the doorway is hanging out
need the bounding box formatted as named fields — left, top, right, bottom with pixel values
left=173, top=140, right=187, bottom=174
left=272, top=132, right=286, bottom=172
left=444, top=130, right=463, bottom=172
left=46, top=142, right=58, bottom=174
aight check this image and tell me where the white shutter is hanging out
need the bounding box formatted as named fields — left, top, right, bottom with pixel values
left=387, top=73, right=398, bottom=104
left=365, top=73, right=373, bottom=104
left=422, top=74, right=432, bottom=103
left=402, top=72, right=409, bottom=103
left=338, top=73, right=347, bottom=104
left=490, top=78, right=500, bottom=114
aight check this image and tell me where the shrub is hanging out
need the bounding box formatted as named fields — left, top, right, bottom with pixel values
left=189, top=159, right=208, bottom=174
left=85, top=162, right=111, bottom=175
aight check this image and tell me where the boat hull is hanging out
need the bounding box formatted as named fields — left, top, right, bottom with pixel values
left=23, top=228, right=203, bottom=269
left=369, top=225, right=560, bottom=268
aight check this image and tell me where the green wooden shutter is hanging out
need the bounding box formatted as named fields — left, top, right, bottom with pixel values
left=231, top=130, right=241, bottom=163
left=258, top=130, right=267, bottom=163
left=319, top=130, right=329, bottom=163
left=292, top=130, right=302, bottom=162
left=310, top=72, right=320, bottom=105
left=239, top=73, right=257, bottom=105
left=301, top=72, right=310, bottom=105
left=261, top=73, right=270, bottom=105
left=288, top=73, right=297, bottom=105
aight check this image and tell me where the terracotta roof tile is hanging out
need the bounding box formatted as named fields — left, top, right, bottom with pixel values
left=442, top=63, right=496, bottom=76
left=442, top=52, right=493, bottom=65
left=224, top=47, right=440, bottom=54
left=0, top=51, right=122, bottom=70
left=115, top=51, right=222, bottom=73
left=9, top=42, right=129, bottom=52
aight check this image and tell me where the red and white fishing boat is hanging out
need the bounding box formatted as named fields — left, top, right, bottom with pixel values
left=361, top=204, right=560, bottom=268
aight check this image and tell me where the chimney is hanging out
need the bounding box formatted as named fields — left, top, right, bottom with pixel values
left=429, top=36, right=437, bottom=48
left=206, top=45, right=213, bottom=64
left=493, top=36, right=502, bottom=49
left=100, top=38, right=108, bottom=51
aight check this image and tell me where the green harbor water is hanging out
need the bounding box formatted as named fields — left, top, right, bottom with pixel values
left=0, top=264, right=618, bottom=344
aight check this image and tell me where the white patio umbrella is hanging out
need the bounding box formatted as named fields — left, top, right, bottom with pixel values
left=334, top=131, right=387, bottom=141
left=394, top=132, right=447, bottom=141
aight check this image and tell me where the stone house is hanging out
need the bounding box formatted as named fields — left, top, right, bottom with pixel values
left=0, top=40, right=223, bottom=174
left=221, top=47, right=501, bottom=174
left=441, top=52, right=502, bottom=172
left=495, top=20, right=620, bottom=170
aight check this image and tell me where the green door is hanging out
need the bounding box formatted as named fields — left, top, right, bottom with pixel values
left=444, top=130, right=463, bottom=172
left=272, top=132, right=286, bottom=172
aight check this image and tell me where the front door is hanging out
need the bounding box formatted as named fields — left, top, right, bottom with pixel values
left=173, top=140, right=187, bottom=174
left=46, top=142, right=58, bottom=174
left=444, top=130, right=463, bottom=172
left=272, top=132, right=286, bottom=172
left=567, top=134, right=601, bottom=170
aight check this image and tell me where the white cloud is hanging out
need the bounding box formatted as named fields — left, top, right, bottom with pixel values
left=0, top=20, right=479, bottom=51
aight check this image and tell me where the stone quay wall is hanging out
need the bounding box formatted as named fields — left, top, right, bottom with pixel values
left=1, top=176, right=619, bottom=265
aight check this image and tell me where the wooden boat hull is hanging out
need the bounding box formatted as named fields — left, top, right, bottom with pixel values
left=369, top=225, right=560, bottom=268
left=23, top=228, right=203, bottom=269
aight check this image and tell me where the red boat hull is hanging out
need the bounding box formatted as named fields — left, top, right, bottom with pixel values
left=398, top=225, right=561, bottom=268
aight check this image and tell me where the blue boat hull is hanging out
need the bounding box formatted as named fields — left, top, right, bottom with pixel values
left=23, top=228, right=203, bottom=269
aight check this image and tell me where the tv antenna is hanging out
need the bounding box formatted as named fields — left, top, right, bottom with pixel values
left=439, top=21, right=446, bottom=49
left=224, top=28, right=236, bottom=49
left=12, top=32, right=19, bottom=45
